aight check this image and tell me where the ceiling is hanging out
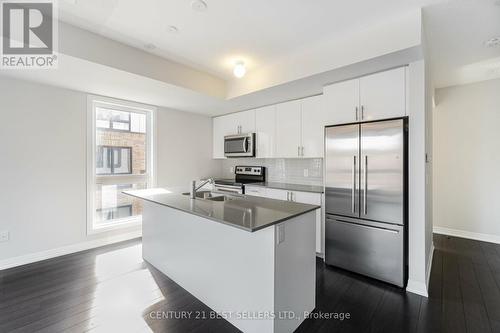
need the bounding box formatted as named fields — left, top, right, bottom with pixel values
left=58, top=0, right=441, bottom=81
left=2, top=0, right=498, bottom=114
left=424, top=0, right=500, bottom=88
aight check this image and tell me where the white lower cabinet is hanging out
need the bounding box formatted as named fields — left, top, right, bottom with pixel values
left=245, top=186, right=324, bottom=254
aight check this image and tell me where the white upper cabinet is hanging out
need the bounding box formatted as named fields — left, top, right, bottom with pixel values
left=301, top=95, right=326, bottom=158
left=323, top=67, right=406, bottom=125
left=237, top=109, right=256, bottom=134
left=359, top=67, right=406, bottom=121
left=212, top=115, right=231, bottom=159
left=255, top=105, right=276, bottom=158
left=323, top=79, right=360, bottom=125
left=275, top=100, right=302, bottom=158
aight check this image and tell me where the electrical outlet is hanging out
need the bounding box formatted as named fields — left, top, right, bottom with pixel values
left=0, top=230, right=9, bottom=243
left=303, top=169, right=309, bottom=177
left=230, top=166, right=234, bottom=173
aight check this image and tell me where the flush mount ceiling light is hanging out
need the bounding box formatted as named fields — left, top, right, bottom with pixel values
left=233, top=61, right=246, bottom=78
left=167, top=25, right=179, bottom=33
left=191, top=0, right=208, bottom=12
left=485, top=37, right=500, bottom=47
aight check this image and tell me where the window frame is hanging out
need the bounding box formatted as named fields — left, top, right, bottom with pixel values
left=87, top=95, right=156, bottom=235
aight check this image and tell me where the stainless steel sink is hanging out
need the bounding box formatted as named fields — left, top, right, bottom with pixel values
left=182, top=191, right=212, bottom=199
left=182, top=191, right=234, bottom=202
left=205, top=196, right=228, bottom=201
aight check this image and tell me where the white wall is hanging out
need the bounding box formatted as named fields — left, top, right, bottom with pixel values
left=157, top=106, right=221, bottom=191
left=0, top=76, right=219, bottom=267
left=406, top=60, right=433, bottom=297
left=433, top=79, right=500, bottom=243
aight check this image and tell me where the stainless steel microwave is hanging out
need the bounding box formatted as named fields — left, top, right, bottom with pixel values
left=224, top=133, right=255, bottom=157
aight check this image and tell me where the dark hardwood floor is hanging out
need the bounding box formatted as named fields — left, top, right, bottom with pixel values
left=1, top=234, right=500, bottom=333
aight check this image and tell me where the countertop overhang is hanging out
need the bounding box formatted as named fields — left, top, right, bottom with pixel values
left=124, top=189, right=320, bottom=232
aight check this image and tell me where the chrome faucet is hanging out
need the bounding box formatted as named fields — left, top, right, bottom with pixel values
left=190, top=178, right=214, bottom=199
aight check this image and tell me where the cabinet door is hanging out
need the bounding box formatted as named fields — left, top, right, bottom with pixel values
left=237, top=109, right=256, bottom=133
left=291, top=191, right=321, bottom=205
left=301, top=95, right=326, bottom=158
left=359, top=67, right=406, bottom=121
left=276, top=100, right=302, bottom=158
left=212, top=116, right=226, bottom=159
left=265, top=188, right=289, bottom=201
left=244, top=186, right=267, bottom=197
left=323, top=79, right=360, bottom=125
left=291, top=191, right=323, bottom=254
left=255, top=106, right=276, bottom=158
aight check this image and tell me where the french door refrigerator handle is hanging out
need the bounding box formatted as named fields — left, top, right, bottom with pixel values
left=363, top=155, right=368, bottom=215
left=327, top=218, right=400, bottom=234
left=352, top=155, right=356, bottom=213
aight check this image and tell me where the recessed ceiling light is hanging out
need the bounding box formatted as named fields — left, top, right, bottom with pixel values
left=191, top=0, right=208, bottom=12
left=167, top=25, right=179, bottom=33
left=485, top=37, right=500, bottom=47
left=144, top=43, right=156, bottom=50
left=233, top=61, right=246, bottom=78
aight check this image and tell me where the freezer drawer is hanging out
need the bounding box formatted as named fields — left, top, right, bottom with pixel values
left=325, top=215, right=404, bottom=287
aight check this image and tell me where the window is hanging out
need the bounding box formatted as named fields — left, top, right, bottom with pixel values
left=87, top=96, right=155, bottom=233
left=96, top=205, right=132, bottom=221
left=96, top=146, right=132, bottom=175
left=96, top=107, right=147, bottom=133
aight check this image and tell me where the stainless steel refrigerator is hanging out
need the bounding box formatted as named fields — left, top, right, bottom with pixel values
left=325, top=118, right=407, bottom=287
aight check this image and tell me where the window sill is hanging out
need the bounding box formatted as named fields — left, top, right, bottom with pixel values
left=87, top=216, right=142, bottom=235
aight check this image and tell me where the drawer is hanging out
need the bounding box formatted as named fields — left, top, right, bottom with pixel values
left=244, top=186, right=267, bottom=197
left=325, top=215, right=404, bottom=287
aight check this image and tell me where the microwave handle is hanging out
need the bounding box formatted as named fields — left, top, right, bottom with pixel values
left=243, top=137, right=248, bottom=152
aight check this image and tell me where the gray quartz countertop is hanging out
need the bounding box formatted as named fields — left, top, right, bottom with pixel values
left=245, top=182, right=324, bottom=193
left=123, top=188, right=320, bottom=232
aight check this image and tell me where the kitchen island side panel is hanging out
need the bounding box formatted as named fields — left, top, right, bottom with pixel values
left=142, top=201, right=276, bottom=333
left=274, top=210, right=317, bottom=333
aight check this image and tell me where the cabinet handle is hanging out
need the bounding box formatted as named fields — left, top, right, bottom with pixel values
left=286, top=191, right=290, bottom=201
left=301, top=146, right=304, bottom=156
left=361, top=105, right=365, bottom=120
left=298, top=146, right=300, bottom=157
left=355, top=106, right=359, bottom=121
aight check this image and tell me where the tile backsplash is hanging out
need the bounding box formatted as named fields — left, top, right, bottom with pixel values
left=220, top=158, right=323, bottom=186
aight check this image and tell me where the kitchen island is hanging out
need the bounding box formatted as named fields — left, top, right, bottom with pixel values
left=124, top=188, right=319, bottom=333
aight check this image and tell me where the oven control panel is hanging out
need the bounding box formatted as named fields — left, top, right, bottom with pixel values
left=235, top=166, right=264, bottom=176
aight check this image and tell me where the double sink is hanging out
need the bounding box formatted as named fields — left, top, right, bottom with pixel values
left=182, top=191, right=235, bottom=202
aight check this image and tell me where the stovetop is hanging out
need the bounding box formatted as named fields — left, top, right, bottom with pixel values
left=214, top=166, right=266, bottom=187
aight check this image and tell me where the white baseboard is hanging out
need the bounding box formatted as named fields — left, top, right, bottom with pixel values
left=406, top=242, right=434, bottom=298
left=433, top=226, right=500, bottom=244
left=425, top=243, right=435, bottom=288
left=406, top=279, right=428, bottom=297
left=0, top=230, right=142, bottom=271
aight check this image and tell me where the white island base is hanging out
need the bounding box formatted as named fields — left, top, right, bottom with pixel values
left=142, top=201, right=316, bottom=333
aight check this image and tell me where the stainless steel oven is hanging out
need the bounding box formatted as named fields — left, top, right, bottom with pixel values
left=224, top=133, right=255, bottom=157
